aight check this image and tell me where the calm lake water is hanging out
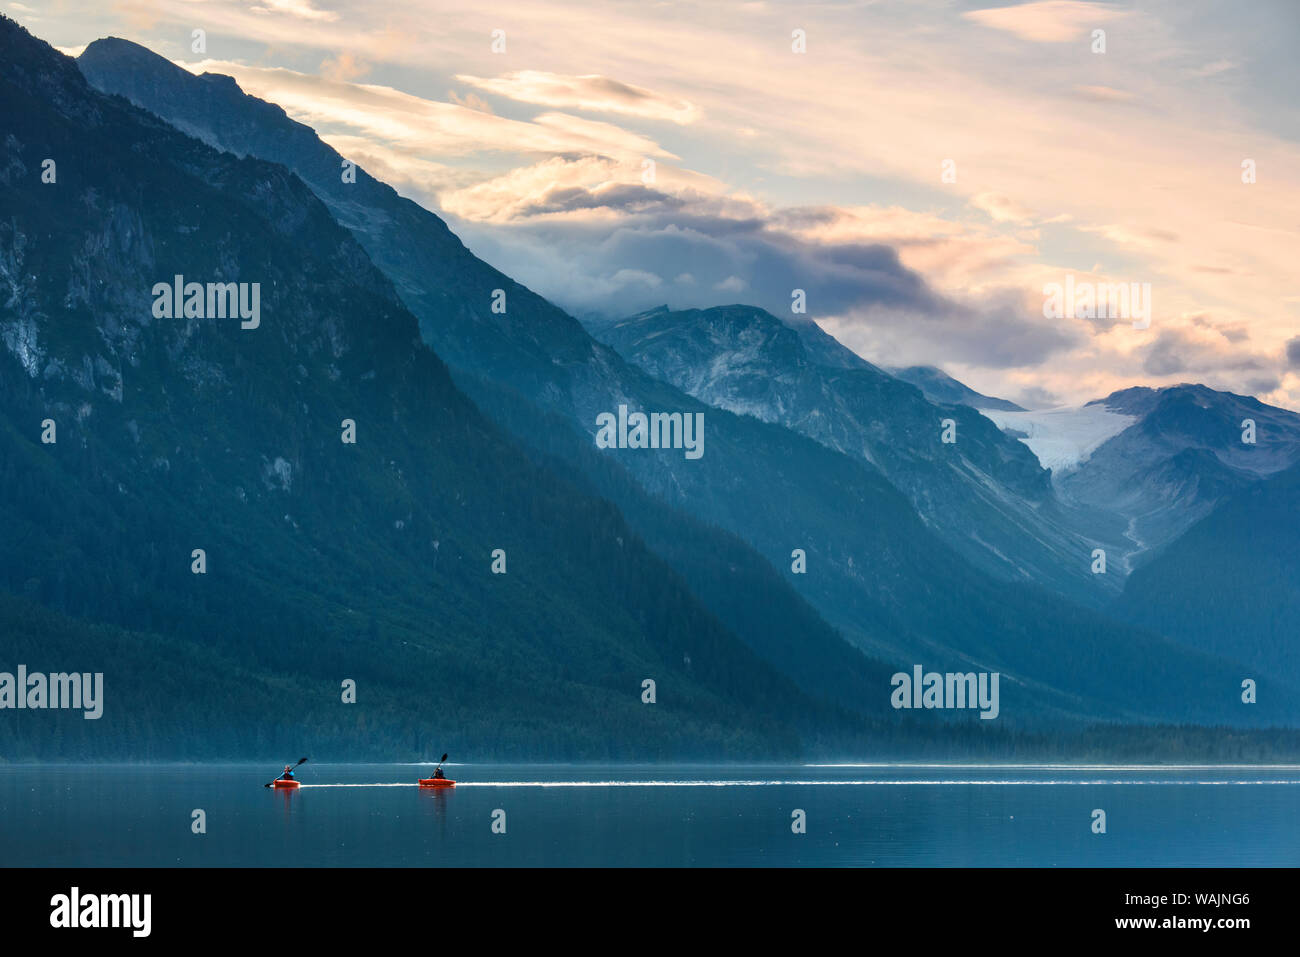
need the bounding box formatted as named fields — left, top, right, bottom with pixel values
left=2, top=763, right=1297, bottom=866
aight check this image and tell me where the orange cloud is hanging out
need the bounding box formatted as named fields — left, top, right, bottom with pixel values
left=456, top=70, right=700, bottom=124
left=963, top=1, right=1128, bottom=43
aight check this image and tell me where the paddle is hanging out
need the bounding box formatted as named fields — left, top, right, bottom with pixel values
left=424, top=753, right=448, bottom=782
left=263, top=756, right=308, bottom=788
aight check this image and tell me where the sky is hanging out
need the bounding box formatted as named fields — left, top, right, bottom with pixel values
left=12, top=0, right=1300, bottom=410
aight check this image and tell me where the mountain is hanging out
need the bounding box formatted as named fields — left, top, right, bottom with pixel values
left=590, top=304, right=1101, bottom=602
left=78, top=37, right=608, bottom=412
left=0, top=14, right=871, bottom=759
left=987, top=384, right=1300, bottom=572
left=76, top=35, right=913, bottom=722
left=887, top=365, right=1025, bottom=412
left=73, top=32, right=1298, bottom=731
left=1114, top=459, right=1300, bottom=686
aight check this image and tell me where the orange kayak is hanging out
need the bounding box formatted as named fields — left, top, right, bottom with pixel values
left=418, top=778, right=455, bottom=788
left=272, top=778, right=300, bottom=789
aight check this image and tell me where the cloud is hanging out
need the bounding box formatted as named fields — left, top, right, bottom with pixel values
left=250, top=0, right=339, bottom=23
left=1286, top=337, right=1300, bottom=367
left=1142, top=331, right=1190, bottom=376
left=432, top=155, right=1087, bottom=371
left=1011, top=384, right=1062, bottom=409
left=963, top=1, right=1128, bottom=43
left=1245, top=374, right=1283, bottom=395
left=315, top=133, right=481, bottom=201
left=176, top=61, right=677, bottom=163
left=1083, top=224, right=1180, bottom=247
left=319, top=52, right=369, bottom=83
left=823, top=275, right=1083, bottom=370
left=1189, top=59, right=1236, bottom=78
left=452, top=191, right=952, bottom=322
left=457, top=70, right=699, bottom=124
left=519, top=183, right=684, bottom=217
left=440, top=155, right=720, bottom=223
left=443, top=157, right=645, bottom=223
left=1141, top=327, right=1266, bottom=378
left=768, top=205, right=1040, bottom=294
left=446, top=164, right=1044, bottom=301
left=443, top=171, right=1078, bottom=371
left=970, top=192, right=1037, bottom=225
left=448, top=90, right=494, bottom=114
left=1186, top=311, right=1249, bottom=344
left=67, top=0, right=1290, bottom=409
left=611, top=268, right=663, bottom=288
left=1073, top=85, right=1136, bottom=103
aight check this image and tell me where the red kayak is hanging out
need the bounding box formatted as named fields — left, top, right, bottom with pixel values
left=418, top=778, right=456, bottom=788
left=272, top=778, right=300, bottom=789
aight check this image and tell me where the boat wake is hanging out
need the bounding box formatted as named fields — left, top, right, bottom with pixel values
left=295, top=778, right=1300, bottom=788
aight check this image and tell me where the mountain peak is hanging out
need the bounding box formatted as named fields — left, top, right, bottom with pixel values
left=1094, top=382, right=1265, bottom=418
left=888, top=365, right=1025, bottom=412
left=79, top=37, right=258, bottom=113
left=81, top=35, right=177, bottom=72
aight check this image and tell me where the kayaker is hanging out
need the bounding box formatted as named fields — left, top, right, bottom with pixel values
left=279, top=765, right=296, bottom=781
left=432, top=767, right=445, bottom=780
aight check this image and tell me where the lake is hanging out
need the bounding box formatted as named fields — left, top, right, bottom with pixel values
left=2, top=763, right=1296, bottom=866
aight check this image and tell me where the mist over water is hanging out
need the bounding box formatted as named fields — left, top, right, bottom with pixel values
left=3, top=764, right=1296, bottom=867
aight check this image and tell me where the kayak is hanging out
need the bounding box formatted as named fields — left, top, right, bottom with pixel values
left=418, top=778, right=456, bottom=788
left=272, top=778, right=300, bottom=789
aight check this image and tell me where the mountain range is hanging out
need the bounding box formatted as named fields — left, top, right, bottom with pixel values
left=0, top=17, right=1293, bottom=758
left=73, top=31, right=1289, bottom=729
left=589, top=304, right=1104, bottom=602
left=4, top=17, right=864, bottom=758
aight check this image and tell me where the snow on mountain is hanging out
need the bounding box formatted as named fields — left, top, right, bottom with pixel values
left=980, top=405, right=1138, bottom=473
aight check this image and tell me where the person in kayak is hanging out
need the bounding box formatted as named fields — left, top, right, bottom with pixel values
left=278, top=765, right=296, bottom=781
left=432, top=766, right=445, bottom=780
